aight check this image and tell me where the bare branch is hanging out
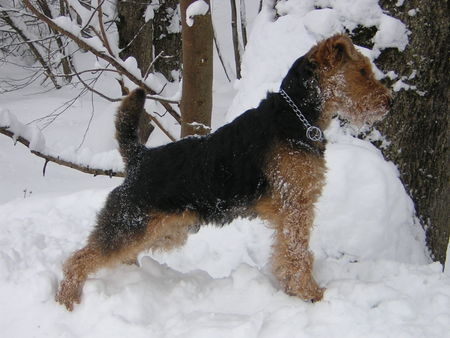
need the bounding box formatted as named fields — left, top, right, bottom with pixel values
left=147, top=112, right=176, bottom=142
left=145, top=94, right=179, bottom=105
left=240, top=0, right=247, bottom=47
left=96, top=0, right=113, bottom=56
left=34, top=0, right=73, bottom=80
left=22, top=0, right=181, bottom=123
left=230, top=0, right=242, bottom=79
left=1, top=9, right=61, bottom=88
left=144, top=51, right=164, bottom=80
left=212, top=27, right=232, bottom=82
left=74, top=71, right=120, bottom=102
left=0, top=34, right=63, bottom=49
left=73, top=71, right=176, bottom=141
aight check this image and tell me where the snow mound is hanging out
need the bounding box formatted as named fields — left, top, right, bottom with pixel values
left=312, top=121, right=428, bottom=264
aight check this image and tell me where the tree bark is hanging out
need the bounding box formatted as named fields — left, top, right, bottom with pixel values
left=117, top=0, right=153, bottom=77
left=153, top=0, right=182, bottom=81
left=179, top=0, right=213, bottom=137
left=374, top=0, right=449, bottom=265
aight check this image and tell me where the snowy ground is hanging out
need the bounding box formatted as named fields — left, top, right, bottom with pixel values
left=1, top=1, right=450, bottom=337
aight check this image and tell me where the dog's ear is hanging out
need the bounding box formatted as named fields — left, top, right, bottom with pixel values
left=280, top=55, right=315, bottom=92
left=308, top=34, right=358, bottom=68
left=331, top=35, right=358, bottom=63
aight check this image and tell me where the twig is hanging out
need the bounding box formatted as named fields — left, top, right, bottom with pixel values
left=74, top=70, right=121, bottom=102
left=80, top=0, right=104, bottom=33
left=73, top=69, right=177, bottom=140
left=144, top=51, right=164, bottom=80
left=210, top=0, right=232, bottom=81
left=213, top=29, right=232, bottom=82
left=146, top=95, right=179, bottom=104
left=76, top=89, right=96, bottom=150
left=147, top=113, right=176, bottom=142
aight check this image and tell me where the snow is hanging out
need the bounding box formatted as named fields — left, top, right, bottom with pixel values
left=0, top=109, right=46, bottom=152
left=393, top=78, right=417, bottom=92
left=303, top=9, right=343, bottom=39
left=166, top=5, right=182, bottom=34
left=0, top=1, right=449, bottom=337
left=144, top=1, right=160, bottom=22
left=186, top=0, right=210, bottom=27
left=373, top=14, right=409, bottom=52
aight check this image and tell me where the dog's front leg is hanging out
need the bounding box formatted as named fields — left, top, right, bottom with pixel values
left=271, top=206, right=324, bottom=302
left=261, top=146, right=326, bottom=302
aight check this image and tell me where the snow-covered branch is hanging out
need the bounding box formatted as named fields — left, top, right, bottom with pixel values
left=0, top=110, right=125, bottom=177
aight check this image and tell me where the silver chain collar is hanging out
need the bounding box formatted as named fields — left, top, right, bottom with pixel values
left=279, top=89, right=323, bottom=142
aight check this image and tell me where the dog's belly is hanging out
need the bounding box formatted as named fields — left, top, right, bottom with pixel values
left=123, top=161, right=267, bottom=225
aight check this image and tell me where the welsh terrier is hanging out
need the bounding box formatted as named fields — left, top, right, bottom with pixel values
left=56, top=34, right=390, bottom=310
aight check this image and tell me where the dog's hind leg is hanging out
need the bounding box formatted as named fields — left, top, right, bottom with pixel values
left=56, top=187, right=151, bottom=311
left=55, top=228, right=156, bottom=311
left=56, top=188, right=199, bottom=310
left=55, top=241, right=106, bottom=311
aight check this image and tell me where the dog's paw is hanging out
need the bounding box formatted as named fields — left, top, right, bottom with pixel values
left=308, top=286, right=325, bottom=303
left=55, top=278, right=82, bottom=311
left=284, top=276, right=325, bottom=303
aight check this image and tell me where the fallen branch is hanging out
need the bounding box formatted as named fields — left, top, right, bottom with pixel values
left=0, top=125, right=125, bottom=177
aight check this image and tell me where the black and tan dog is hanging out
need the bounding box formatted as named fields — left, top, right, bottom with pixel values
left=56, top=34, right=390, bottom=311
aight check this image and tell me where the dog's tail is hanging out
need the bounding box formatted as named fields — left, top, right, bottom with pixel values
left=115, top=88, right=146, bottom=165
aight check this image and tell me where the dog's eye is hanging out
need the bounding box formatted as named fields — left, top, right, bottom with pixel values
left=359, top=68, right=367, bottom=77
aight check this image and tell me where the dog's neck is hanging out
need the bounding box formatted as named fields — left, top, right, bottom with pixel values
left=279, top=88, right=323, bottom=142
left=279, top=56, right=323, bottom=122
left=274, top=55, right=326, bottom=147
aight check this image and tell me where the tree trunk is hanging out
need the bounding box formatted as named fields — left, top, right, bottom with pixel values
left=117, top=0, right=153, bottom=77
left=153, top=0, right=182, bottom=81
left=179, top=0, right=213, bottom=137
left=374, top=0, right=449, bottom=265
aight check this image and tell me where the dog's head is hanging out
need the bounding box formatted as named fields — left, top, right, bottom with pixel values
left=307, top=34, right=391, bottom=127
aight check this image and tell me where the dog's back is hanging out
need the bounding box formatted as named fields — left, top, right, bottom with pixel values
left=115, top=54, right=323, bottom=224
left=116, top=91, right=276, bottom=224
